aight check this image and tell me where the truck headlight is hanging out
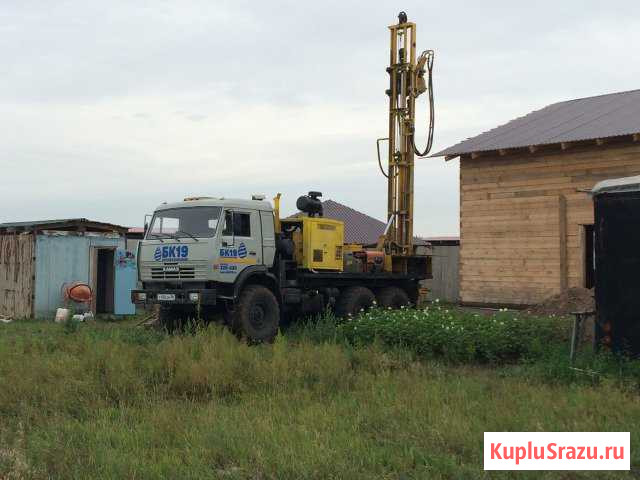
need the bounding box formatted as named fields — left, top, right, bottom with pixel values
left=138, top=292, right=147, bottom=301
left=189, top=292, right=200, bottom=302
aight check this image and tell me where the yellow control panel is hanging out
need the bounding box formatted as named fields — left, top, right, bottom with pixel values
left=283, top=217, right=344, bottom=271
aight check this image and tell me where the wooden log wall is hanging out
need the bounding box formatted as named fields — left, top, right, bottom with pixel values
left=460, top=142, right=640, bottom=306
left=0, top=233, right=35, bottom=318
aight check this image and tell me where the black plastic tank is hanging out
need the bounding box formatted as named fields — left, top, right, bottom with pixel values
left=592, top=176, right=640, bottom=356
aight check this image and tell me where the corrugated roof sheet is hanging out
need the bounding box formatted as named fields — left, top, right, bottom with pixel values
left=320, top=200, right=386, bottom=244
left=433, top=89, right=640, bottom=158
left=591, top=175, right=640, bottom=195
left=420, top=236, right=460, bottom=245
left=0, top=218, right=128, bottom=234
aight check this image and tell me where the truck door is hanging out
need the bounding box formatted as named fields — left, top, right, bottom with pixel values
left=217, top=209, right=262, bottom=280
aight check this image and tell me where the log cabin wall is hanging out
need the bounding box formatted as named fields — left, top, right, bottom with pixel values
left=460, top=142, right=640, bottom=306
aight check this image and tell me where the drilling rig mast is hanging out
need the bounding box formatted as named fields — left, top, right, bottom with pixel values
left=379, top=11, right=434, bottom=272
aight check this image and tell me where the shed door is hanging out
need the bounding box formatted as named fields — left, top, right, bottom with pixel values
left=114, top=248, right=137, bottom=315
left=96, top=249, right=115, bottom=313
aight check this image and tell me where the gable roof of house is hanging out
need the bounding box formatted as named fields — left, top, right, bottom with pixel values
left=290, top=200, right=454, bottom=246
left=290, top=200, right=386, bottom=244
left=433, top=89, right=640, bottom=159
left=311, top=199, right=386, bottom=244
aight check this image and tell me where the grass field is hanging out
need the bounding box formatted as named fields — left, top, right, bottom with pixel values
left=0, top=309, right=638, bottom=479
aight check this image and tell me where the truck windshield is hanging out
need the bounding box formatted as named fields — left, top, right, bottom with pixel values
left=147, top=206, right=222, bottom=239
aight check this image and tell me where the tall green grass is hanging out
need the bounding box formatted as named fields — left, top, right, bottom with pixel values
left=0, top=315, right=638, bottom=479
left=292, top=306, right=640, bottom=387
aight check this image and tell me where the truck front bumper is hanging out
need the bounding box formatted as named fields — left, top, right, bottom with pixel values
left=131, top=288, right=217, bottom=306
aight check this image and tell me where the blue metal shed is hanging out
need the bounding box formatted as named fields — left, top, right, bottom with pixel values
left=0, top=219, right=137, bottom=319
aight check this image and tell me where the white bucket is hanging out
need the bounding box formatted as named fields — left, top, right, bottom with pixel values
left=54, top=308, right=70, bottom=323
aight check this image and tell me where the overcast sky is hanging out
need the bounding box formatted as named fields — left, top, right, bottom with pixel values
left=2, top=1, right=640, bottom=236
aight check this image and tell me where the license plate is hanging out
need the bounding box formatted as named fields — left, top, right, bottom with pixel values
left=163, top=266, right=179, bottom=273
left=157, top=293, right=176, bottom=301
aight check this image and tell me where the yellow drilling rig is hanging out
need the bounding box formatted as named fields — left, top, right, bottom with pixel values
left=133, top=12, right=435, bottom=341
left=378, top=10, right=435, bottom=272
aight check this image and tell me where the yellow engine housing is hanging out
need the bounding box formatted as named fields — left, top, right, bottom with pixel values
left=284, top=217, right=344, bottom=271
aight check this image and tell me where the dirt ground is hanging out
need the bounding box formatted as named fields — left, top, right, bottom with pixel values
left=528, top=287, right=595, bottom=316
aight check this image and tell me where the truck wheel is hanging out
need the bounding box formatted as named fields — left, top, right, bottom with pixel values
left=376, top=286, right=410, bottom=309
left=158, top=305, right=182, bottom=332
left=335, top=286, right=375, bottom=318
left=232, top=285, right=280, bottom=343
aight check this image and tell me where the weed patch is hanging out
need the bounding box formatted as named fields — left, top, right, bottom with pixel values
left=337, top=305, right=567, bottom=363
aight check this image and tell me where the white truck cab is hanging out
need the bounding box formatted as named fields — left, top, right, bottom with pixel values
left=138, top=197, right=275, bottom=286
left=134, top=196, right=283, bottom=340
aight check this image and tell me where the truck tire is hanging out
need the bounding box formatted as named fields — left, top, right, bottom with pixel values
left=335, top=286, right=375, bottom=318
left=376, top=286, right=410, bottom=309
left=158, top=305, right=182, bottom=332
left=232, top=285, right=280, bottom=343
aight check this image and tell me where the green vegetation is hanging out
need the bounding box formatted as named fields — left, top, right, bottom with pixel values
left=0, top=310, right=638, bottom=479
left=338, top=303, right=563, bottom=363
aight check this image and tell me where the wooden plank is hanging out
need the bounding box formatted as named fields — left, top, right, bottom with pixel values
left=462, top=224, right=560, bottom=234
left=0, top=233, right=35, bottom=318
left=460, top=249, right=561, bottom=259
left=461, top=168, right=640, bottom=193
left=460, top=145, right=640, bottom=177
left=559, top=195, right=567, bottom=291
left=461, top=257, right=561, bottom=266
left=461, top=175, right=575, bottom=192
left=462, top=214, right=562, bottom=225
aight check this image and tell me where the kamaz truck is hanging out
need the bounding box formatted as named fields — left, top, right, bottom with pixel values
left=132, top=11, right=436, bottom=342
left=132, top=193, right=431, bottom=341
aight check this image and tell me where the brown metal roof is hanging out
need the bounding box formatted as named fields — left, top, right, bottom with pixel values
left=288, top=200, right=386, bottom=244
left=290, top=200, right=440, bottom=246
left=289, top=200, right=386, bottom=244
left=0, top=218, right=128, bottom=234
left=433, top=89, right=640, bottom=158
left=320, top=200, right=386, bottom=244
